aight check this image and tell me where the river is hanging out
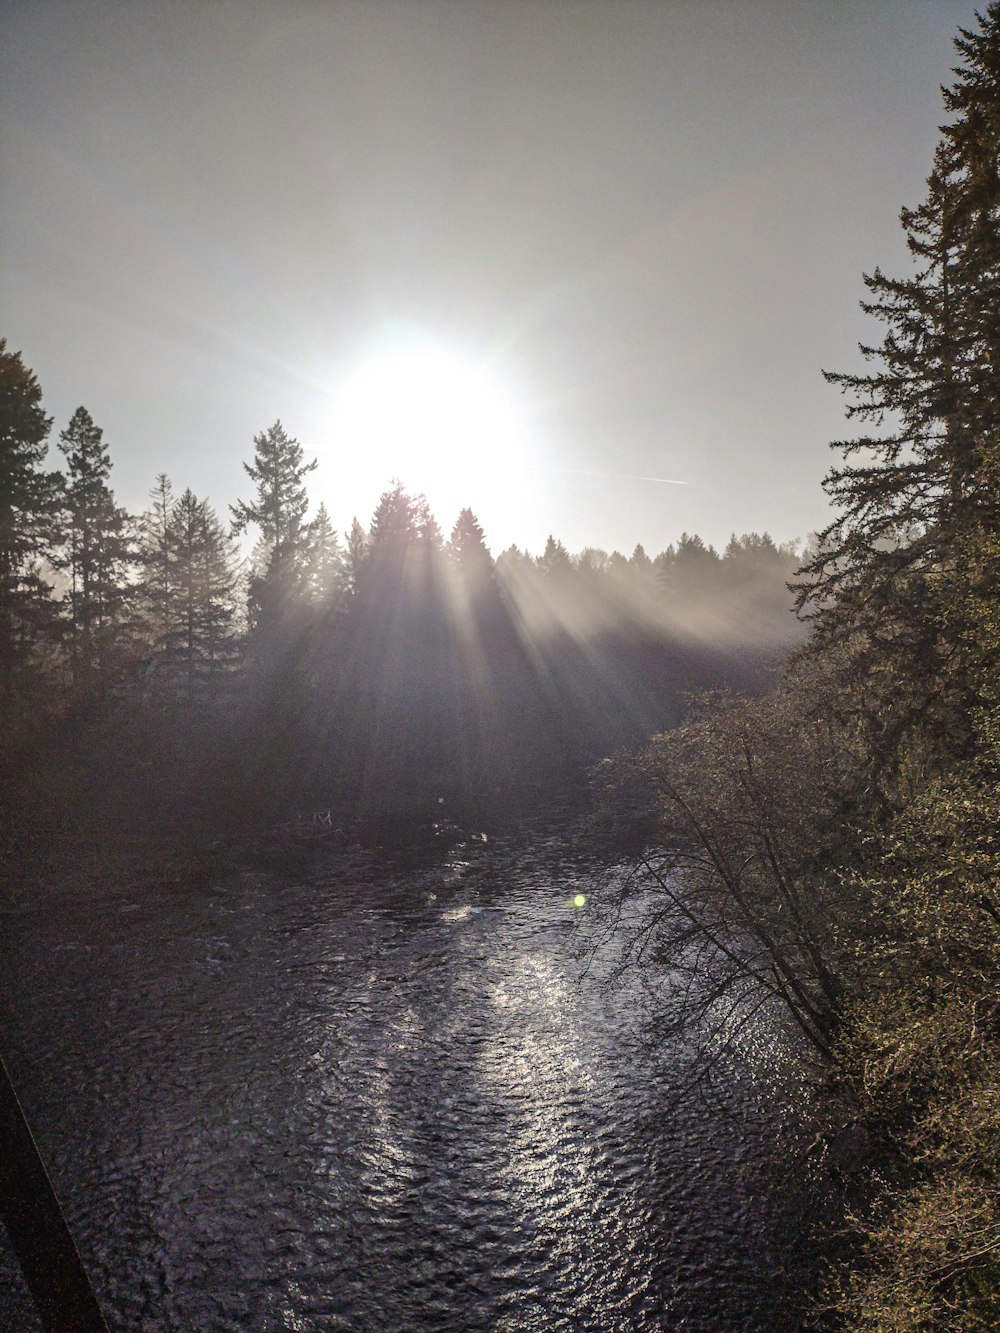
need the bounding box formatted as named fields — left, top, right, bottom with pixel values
left=0, top=821, right=818, bottom=1331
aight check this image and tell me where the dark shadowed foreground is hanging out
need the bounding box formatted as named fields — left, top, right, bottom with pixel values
left=0, top=825, right=821, bottom=1332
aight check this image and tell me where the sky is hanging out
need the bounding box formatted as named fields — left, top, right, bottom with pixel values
left=0, top=0, right=979, bottom=558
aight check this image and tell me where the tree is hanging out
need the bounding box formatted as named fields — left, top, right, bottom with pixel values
left=302, top=502, right=344, bottom=604
left=169, top=489, right=240, bottom=700
left=230, top=421, right=316, bottom=634
left=137, top=473, right=177, bottom=665
left=596, top=679, right=862, bottom=1064
left=630, top=542, right=652, bottom=573
left=58, top=407, right=133, bottom=690
left=230, top=420, right=316, bottom=554
left=448, top=508, right=494, bottom=586
left=344, top=516, right=369, bottom=596
left=796, top=5, right=1000, bottom=782
left=367, top=479, right=422, bottom=556
left=0, top=341, right=60, bottom=713
left=537, top=534, right=572, bottom=579
left=356, top=479, right=439, bottom=604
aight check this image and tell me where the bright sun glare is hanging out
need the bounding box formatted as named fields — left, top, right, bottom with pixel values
left=326, top=332, right=532, bottom=522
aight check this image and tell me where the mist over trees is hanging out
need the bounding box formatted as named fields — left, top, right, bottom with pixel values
left=0, top=347, right=805, bottom=837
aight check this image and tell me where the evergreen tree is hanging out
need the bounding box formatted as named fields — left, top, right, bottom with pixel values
left=448, top=508, right=494, bottom=583
left=344, top=516, right=369, bottom=595
left=170, top=489, right=240, bottom=700
left=230, top=420, right=316, bottom=555
left=302, top=502, right=344, bottom=604
left=368, top=480, right=422, bottom=556
left=796, top=4, right=1000, bottom=777
left=537, top=534, right=573, bottom=578
left=58, top=407, right=133, bottom=690
left=660, top=533, right=720, bottom=602
left=137, top=473, right=177, bottom=665
left=361, top=481, right=443, bottom=606
left=230, top=421, right=316, bottom=635
left=415, top=499, right=443, bottom=550
left=0, top=341, right=61, bottom=712
left=630, top=542, right=652, bottom=572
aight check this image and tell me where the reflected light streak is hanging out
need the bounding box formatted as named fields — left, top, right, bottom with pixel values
left=478, top=951, right=603, bottom=1229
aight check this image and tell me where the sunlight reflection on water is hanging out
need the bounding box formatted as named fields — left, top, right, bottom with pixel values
left=0, top=827, right=817, bottom=1331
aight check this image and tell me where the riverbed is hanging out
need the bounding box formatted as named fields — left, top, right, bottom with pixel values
left=0, top=823, right=817, bottom=1331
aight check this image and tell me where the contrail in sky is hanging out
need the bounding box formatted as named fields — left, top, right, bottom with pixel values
left=528, top=466, right=687, bottom=485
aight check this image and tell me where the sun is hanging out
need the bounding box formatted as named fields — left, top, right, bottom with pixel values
left=324, top=330, right=532, bottom=523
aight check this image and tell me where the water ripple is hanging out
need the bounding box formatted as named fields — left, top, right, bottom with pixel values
left=0, top=827, right=814, bottom=1331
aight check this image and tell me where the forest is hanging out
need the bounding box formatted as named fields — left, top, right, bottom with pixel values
left=4, top=4, right=1000, bottom=1328
left=0, top=374, right=802, bottom=858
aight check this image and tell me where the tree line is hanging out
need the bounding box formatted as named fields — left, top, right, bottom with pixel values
left=0, top=363, right=803, bottom=829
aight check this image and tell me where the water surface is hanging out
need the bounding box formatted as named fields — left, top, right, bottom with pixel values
left=0, top=825, right=812, bottom=1330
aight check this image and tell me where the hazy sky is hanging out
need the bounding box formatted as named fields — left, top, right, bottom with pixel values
left=1, top=0, right=977, bottom=557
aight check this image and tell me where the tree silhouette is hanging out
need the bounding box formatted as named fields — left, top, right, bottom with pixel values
left=302, top=502, right=344, bottom=605
left=169, top=489, right=240, bottom=701
left=137, top=473, right=177, bottom=673
left=796, top=6, right=1000, bottom=777
left=230, top=421, right=317, bottom=642
left=0, top=342, right=60, bottom=715
left=448, top=508, right=494, bottom=590
left=58, top=407, right=133, bottom=691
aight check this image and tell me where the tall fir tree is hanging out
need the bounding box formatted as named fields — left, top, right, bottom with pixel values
left=537, top=535, right=573, bottom=579
left=169, top=489, right=240, bottom=701
left=302, top=502, right=345, bottom=604
left=367, top=480, right=422, bottom=556
left=137, top=473, right=177, bottom=666
left=0, top=341, right=61, bottom=715
left=357, top=481, right=435, bottom=608
left=230, top=420, right=317, bottom=635
left=58, top=407, right=133, bottom=691
left=230, top=420, right=316, bottom=556
left=344, top=516, right=369, bottom=596
left=448, top=508, right=494, bottom=594
left=796, top=3, right=1000, bottom=780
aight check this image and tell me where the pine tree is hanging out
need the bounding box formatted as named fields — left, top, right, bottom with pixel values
left=230, top=420, right=317, bottom=635
left=360, top=481, right=443, bottom=607
left=448, top=509, right=495, bottom=609
left=414, top=496, right=443, bottom=552
left=58, top=407, right=133, bottom=690
left=137, top=473, right=177, bottom=665
left=344, top=517, right=369, bottom=595
left=368, top=480, right=422, bottom=556
left=302, top=502, right=344, bottom=603
left=796, top=4, right=1000, bottom=775
left=170, top=489, right=240, bottom=700
left=0, top=341, right=61, bottom=712
left=448, top=508, right=493, bottom=577
left=537, top=535, right=572, bottom=578
left=230, top=421, right=316, bottom=555
left=630, top=543, right=652, bottom=572
left=660, top=533, right=719, bottom=601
